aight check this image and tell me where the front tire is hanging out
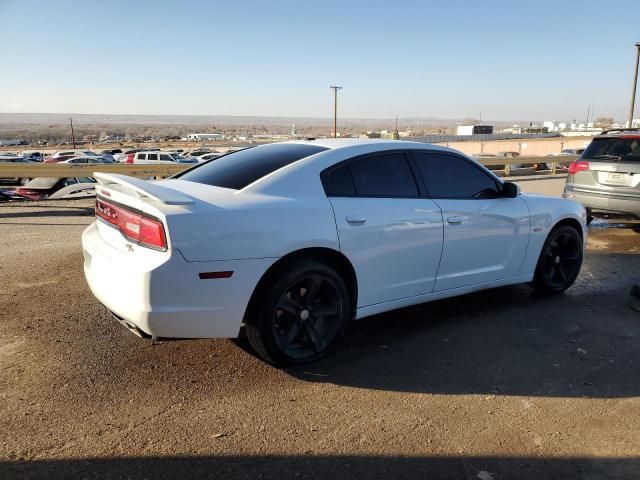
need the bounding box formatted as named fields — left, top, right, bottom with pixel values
left=245, top=259, right=351, bottom=366
left=533, top=225, right=583, bottom=293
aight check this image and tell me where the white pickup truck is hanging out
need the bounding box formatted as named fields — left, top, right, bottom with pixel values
left=132, top=152, right=196, bottom=164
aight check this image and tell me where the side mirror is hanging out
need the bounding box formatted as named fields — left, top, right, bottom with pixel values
left=502, top=181, right=520, bottom=198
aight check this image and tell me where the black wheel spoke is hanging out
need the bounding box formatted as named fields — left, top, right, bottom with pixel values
left=287, top=321, right=303, bottom=345
left=277, top=296, right=302, bottom=315
left=305, top=276, right=322, bottom=304
left=562, top=254, right=579, bottom=262
left=305, top=323, right=323, bottom=352
left=312, top=303, right=339, bottom=318
left=556, top=264, right=568, bottom=282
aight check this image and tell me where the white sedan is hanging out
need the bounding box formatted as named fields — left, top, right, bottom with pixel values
left=82, top=140, right=587, bottom=366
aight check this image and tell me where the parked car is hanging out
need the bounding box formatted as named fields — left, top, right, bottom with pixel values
left=60, top=156, right=114, bottom=164
left=560, top=148, right=586, bottom=156
left=14, top=177, right=97, bottom=200
left=130, top=152, right=196, bottom=164
left=197, top=152, right=222, bottom=162
left=183, top=149, right=214, bottom=158
left=82, top=140, right=587, bottom=366
left=496, top=151, right=520, bottom=158
left=0, top=155, right=37, bottom=185
left=101, top=149, right=122, bottom=155
left=563, top=128, right=640, bottom=223
left=21, top=152, right=44, bottom=162
left=44, top=150, right=101, bottom=163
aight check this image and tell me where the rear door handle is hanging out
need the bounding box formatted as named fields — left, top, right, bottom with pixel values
left=447, top=215, right=468, bottom=225
left=346, top=215, right=366, bottom=225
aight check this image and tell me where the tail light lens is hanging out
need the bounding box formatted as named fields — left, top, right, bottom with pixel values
left=126, top=153, right=135, bottom=163
left=568, top=160, right=589, bottom=175
left=96, top=197, right=167, bottom=250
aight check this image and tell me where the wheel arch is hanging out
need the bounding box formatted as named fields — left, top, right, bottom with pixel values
left=551, top=216, right=584, bottom=240
left=243, top=247, right=358, bottom=323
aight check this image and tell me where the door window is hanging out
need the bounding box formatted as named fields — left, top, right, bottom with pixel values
left=323, top=153, right=418, bottom=198
left=413, top=152, right=501, bottom=199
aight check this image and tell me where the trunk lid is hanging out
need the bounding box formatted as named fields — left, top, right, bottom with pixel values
left=93, top=173, right=236, bottom=253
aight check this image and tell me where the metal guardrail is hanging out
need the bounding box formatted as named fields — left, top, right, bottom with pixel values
left=0, top=156, right=578, bottom=180
left=0, top=162, right=189, bottom=179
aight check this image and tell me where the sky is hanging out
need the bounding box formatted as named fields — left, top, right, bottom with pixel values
left=1, top=0, right=639, bottom=122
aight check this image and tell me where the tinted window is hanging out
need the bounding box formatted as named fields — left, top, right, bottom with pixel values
left=582, top=138, right=640, bottom=163
left=137, top=153, right=146, bottom=160
left=349, top=153, right=418, bottom=197
left=177, top=143, right=328, bottom=189
left=147, top=153, right=159, bottom=161
left=413, top=152, right=501, bottom=199
left=159, top=154, right=172, bottom=161
left=323, top=164, right=355, bottom=196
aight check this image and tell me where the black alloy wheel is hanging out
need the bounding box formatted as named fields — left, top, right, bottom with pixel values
left=533, top=226, right=583, bottom=293
left=245, top=260, right=351, bottom=366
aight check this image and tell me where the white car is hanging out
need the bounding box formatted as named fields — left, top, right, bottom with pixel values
left=60, top=156, right=113, bottom=164
left=82, top=140, right=587, bottom=366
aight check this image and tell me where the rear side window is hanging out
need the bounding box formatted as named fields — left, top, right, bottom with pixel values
left=413, top=152, right=501, bottom=199
left=582, top=138, right=640, bottom=163
left=176, top=143, right=328, bottom=189
left=349, top=153, right=418, bottom=197
left=148, top=153, right=158, bottom=161
left=323, top=165, right=356, bottom=196
left=137, top=153, right=146, bottom=160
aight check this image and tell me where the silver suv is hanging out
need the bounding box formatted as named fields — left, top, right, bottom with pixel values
left=563, top=128, right=640, bottom=223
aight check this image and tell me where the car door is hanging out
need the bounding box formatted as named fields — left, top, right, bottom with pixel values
left=323, top=151, right=444, bottom=307
left=410, top=151, right=530, bottom=292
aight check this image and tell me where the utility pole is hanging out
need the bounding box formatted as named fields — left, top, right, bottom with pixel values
left=330, top=86, right=342, bottom=138
left=629, top=42, right=640, bottom=128
left=70, top=116, right=76, bottom=148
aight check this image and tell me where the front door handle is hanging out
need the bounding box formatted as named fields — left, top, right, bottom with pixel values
left=346, top=215, right=366, bottom=225
left=447, top=215, right=468, bottom=225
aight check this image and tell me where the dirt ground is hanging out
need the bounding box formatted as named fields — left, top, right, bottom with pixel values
left=0, top=200, right=639, bottom=479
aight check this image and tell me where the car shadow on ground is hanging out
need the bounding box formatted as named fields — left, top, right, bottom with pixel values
left=2, top=455, right=639, bottom=479
left=265, top=251, right=640, bottom=398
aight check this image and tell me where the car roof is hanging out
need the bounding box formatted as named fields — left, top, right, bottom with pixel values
left=286, top=138, right=454, bottom=153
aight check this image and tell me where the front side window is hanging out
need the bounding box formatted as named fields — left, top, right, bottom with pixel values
left=413, top=152, right=501, bottom=199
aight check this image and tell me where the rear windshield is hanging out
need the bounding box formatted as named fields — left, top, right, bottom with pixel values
left=175, top=143, right=328, bottom=189
left=583, top=137, right=640, bottom=163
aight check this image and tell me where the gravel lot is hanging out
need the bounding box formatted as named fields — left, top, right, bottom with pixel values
left=1, top=199, right=639, bottom=479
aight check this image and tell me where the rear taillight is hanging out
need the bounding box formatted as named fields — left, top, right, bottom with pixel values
left=126, top=153, right=135, bottom=163
left=568, top=160, right=589, bottom=175
left=96, top=197, right=167, bottom=250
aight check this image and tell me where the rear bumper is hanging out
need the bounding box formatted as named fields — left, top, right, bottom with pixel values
left=563, top=188, right=640, bottom=219
left=82, top=222, right=274, bottom=339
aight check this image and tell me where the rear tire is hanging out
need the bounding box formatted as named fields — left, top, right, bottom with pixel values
left=533, top=226, right=583, bottom=293
left=245, top=259, right=351, bottom=367
left=586, top=208, right=594, bottom=226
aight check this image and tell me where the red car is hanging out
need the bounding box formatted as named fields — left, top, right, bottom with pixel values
left=13, top=177, right=97, bottom=200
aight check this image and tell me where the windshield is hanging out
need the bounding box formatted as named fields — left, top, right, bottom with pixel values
left=175, top=143, right=328, bottom=189
left=583, top=138, right=640, bottom=163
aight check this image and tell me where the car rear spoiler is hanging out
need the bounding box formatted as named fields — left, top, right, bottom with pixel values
left=94, top=172, right=194, bottom=205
